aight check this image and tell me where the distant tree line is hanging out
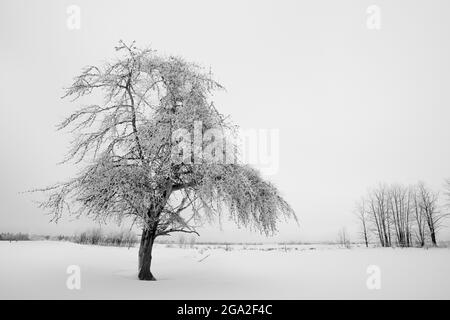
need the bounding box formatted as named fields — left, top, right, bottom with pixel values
left=0, top=233, right=30, bottom=241
left=356, top=182, right=449, bottom=247
left=0, top=229, right=137, bottom=247
left=71, top=229, right=138, bottom=248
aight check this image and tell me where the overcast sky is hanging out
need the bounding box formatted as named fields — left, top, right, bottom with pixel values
left=1, top=0, right=450, bottom=242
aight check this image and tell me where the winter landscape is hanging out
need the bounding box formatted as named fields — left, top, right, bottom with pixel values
left=2, top=1, right=450, bottom=301
left=1, top=240, right=450, bottom=299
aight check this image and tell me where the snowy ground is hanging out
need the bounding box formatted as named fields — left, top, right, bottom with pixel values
left=1, top=241, right=450, bottom=299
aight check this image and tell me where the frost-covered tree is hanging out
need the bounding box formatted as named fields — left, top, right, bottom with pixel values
left=35, top=42, right=296, bottom=280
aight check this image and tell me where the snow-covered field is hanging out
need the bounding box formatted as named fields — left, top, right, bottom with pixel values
left=1, top=241, right=450, bottom=299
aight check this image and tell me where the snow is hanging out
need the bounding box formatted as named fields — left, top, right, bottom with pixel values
left=1, top=241, right=450, bottom=299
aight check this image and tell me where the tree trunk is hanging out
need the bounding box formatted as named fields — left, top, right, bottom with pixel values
left=138, top=227, right=156, bottom=281
left=364, top=231, right=368, bottom=248
left=430, top=230, right=437, bottom=246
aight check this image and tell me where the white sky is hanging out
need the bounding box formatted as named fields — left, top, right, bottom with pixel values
left=1, top=0, right=450, bottom=242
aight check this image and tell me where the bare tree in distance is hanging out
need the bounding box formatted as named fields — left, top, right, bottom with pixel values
left=32, top=42, right=296, bottom=280
left=355, top=198, right=369, bottom=247
left=366, top=184, right=392, bottom=247
left=388, top=184, right=412, bottom=247
left=357, top=182, right=447, bottom=248
left=443, top=179, right=450, bottom=232
left=411, top=185, right=427, bottom=247
left=418, top=182, right=446, bottom=246
left=337, top=227, right=351, bottom=249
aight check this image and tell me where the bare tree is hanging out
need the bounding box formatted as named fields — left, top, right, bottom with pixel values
left=33, top=42, right=296, bottom=280
left=411, top=185, right=426, bottom=246
left=357, top=182, right=448, bottom=248
left=189, top=235, right=196, bottom=248
left=443, top=178, right=450, bottom=234
left=355, top=198, right=369, bottom=247
left=178, top=234, right=186, bottom=249
left=337, top=227, right=351, bottom=248
left=417, top=182, right=444, bottom=246
left=388, top=184, right=412, bottom=247
left=366, top=185, right=392, bottom=247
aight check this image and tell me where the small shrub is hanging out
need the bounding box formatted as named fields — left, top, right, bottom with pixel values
left=189, top=236, right=196, bottom=248
left=72, top=229, right=138, bottom=248
left=178, top=235, right=186, bottom=248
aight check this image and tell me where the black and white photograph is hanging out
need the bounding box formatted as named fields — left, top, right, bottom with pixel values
left=1, top=0, right=450, bottom=306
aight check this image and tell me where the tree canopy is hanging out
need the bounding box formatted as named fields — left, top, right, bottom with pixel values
left=37, top=41, right=296, bottom=239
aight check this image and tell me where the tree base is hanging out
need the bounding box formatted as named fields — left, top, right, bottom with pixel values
left=138, top=227, right=156, bottom=281
left=138, top=270, right=156, bottom=281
